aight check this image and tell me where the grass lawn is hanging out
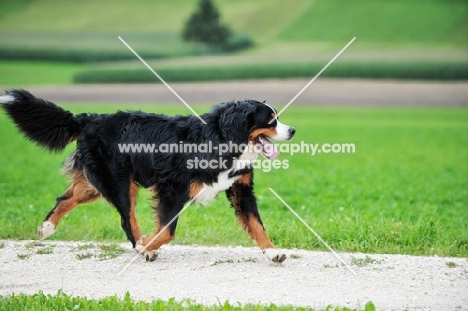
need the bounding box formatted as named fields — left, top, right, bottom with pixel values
left=0, top=0, right=309, bottom=40
left=0, top=0, right=467, bottom=83
left=0, top=104, right=466, bottom=257
left=277, top=0, right=468, bottom=44
left=0, top=0, right=466, bottom=45
left=0, top=291, right=372, bottom=311
left=0, top=61, right=83, bottom=85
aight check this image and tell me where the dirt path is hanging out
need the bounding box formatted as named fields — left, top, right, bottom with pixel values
left=18, top=79, right=468, bottom=106
left=0, top=240, right=467, bottom=310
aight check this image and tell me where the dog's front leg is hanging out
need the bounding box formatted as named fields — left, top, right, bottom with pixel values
left=226, top=174, right=287, bottom=263
left=135, top=192, right=186, bottom=262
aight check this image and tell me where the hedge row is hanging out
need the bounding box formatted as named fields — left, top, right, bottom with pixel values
left=73, top=61, right=468, bottom=83
left=0, top=32, right=210, bottom=63
left=0, top=46, right=210, bottom=63
left=0, top=47, right=158, bottom=63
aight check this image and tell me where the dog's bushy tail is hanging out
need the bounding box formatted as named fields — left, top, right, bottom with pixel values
left=0, top=89, right=87, bottom=152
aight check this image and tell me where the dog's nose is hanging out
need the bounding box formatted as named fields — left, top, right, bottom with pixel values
left=289, top=127, right=296, bottom=137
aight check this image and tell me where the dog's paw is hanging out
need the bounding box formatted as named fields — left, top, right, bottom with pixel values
left=134, top=236, right=158, bottom=262
left=144, top=250, right=158, bottom=262
left=264, top=248, right=287, bottom=263
left=38, top=221, right=55, bottom=240
left=134, top=235, right=147, bottom=253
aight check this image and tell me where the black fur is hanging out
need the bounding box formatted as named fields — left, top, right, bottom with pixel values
left=1, top=89, right=295, bottom=252
left=1, top=89, right=89, bottom=152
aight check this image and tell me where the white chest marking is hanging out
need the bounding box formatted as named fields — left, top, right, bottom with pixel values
left=195, top=170, right=239, bottom=205
left=194, top=145, right=259, bottom=205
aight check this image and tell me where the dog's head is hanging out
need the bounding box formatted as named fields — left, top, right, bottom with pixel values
left=214, top=99, right=296, bottom=159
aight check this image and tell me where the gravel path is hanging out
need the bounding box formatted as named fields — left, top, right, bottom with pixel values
left=1, top=240, right=467, bottom=310
left=20, top=79, right=468, bottom=106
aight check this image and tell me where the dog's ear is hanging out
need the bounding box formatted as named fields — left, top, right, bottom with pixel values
left=218, top=101, right=257, bottom=142
left=239, top=101, right=257, bottom=127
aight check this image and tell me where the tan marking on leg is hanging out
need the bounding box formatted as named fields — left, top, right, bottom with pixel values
left=189, top=181, right=204, bottom=199
left=48, top=171, right=101, bottom=227
left=229, top=187, right=275, bottom=250
left=134, top=192, right=173, bottom=259
left=228, top=188, right=246, bottom=227
left=40, top=171, right=101, bottom=239
left=244, top=214, right=286, bottom=262
left=142, top=229, right=174, bottom=250
left=236, top=173, right=251, bottom=186
left=228, top=187, right=285, bottom=262
left=229, top=191, right=249, bottom=229
left=246, top=214, right=275, bottom=250
left=129, top=181, right=142, bottom=242
left=135, top=228, right=174, bottom=259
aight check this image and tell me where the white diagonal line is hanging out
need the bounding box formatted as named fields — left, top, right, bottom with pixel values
left=118, top=36, right=207, bottom=125
left=117, top=188, right=206, bottom=276
left=270, top=37, right=356, bottom=124
left=268, top=188, right=357, bottom=274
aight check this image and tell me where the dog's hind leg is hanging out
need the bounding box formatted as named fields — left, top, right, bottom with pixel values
left=98, top=178, right=143, bottom=248
left=128, top=181, right=143, bottom=244
left=38, top=170, right=101, bottom=239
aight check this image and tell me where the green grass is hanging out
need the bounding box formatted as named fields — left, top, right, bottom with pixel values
left=0, top=0, right=285, bottom=63
left=97, top=243, right=126, bottom=260
left=0, top=105, right=467, bottom=256
left=0, top=0, right=466, bottom=45
left=0, top=61, right=82, bottom=85
left=0, top=291, right=369, bottom=311
left=0, top=0, right=467, bottom=83
left=35, top=245, right=54, bottom=254
left=76, top=252, right=93, bottom=260
left=0, top=0, right=308, bottom=41
left=16, top=253, right=30, bottom=260
left=350, top=256, right=383, bottom=267
left=74, top=242, right=95, bottom=250
left=278, top=0, right=468, bottom=45
left=446, top=261, right=457, bottom=268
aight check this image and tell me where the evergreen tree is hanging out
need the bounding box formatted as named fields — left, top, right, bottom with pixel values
left=183, top=0, right=231, bottom=46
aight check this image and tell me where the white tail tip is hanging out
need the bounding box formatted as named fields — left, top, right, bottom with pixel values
left=0, top=94, right=15, bottom=104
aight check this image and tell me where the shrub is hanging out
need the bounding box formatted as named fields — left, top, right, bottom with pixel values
left=224, top=34, right=254, bottom=52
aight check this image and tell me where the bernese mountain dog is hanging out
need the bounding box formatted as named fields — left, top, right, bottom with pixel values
left=0, top=89, right=295, bottom=262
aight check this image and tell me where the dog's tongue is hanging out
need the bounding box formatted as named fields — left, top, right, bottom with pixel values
left=261, top=137, right=280, bottom=160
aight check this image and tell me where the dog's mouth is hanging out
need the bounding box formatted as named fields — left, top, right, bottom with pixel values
left=257, top=135, right=280, bottom=160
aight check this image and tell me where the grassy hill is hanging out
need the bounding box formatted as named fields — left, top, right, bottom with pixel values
left=1, top=0, right=466, bottom=44
left=278, top=0, right=468, bottom=45
left=0, top=0, right=467, bottom=84
left=0, top=0, right=309, bottom=41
